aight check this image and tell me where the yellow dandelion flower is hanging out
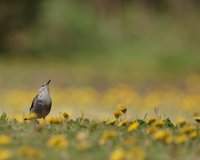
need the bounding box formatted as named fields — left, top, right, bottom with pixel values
left=165, top=135, right=174, bottom=144
left=175, top=118, right=186, bottom=127
left=18, top=146, right=44, bottom=159
left=76, top=131, right=89, bottom=141
left=126, top=148, right=146, bottom=160
left=118, top=120, right=127, bottom=127
left=110, top=148, right=125, bottom=160
left=192, top=111, right=199, bottom=117
left=146, top=117, right=156, bottom=124
left=106, top=119, right=116, bottom=125
left=77, top=141, right=90, bottom=150
left=99, top=138, right=107, bottom=145
left=146, top=127, right=157, bottom=135
left=118, top=105, right=127, bottom=114
left=24, top=112, right=37, bottom=120
left=14, top=114, right=24, bottom=123
left=127, top=122, right=139, bottom=132
left=122, top=136, right=136, bottom=146
left=114, top=110, right=123, bottom=119
left=175, top=134, right=188, bottom=144
left=47, top=117, right=62, bottom=124
left=0, top=135, right=11, bottom=145
left=189, top=131, right=198, bottom=139
left=180, top=126, right=195, bottom=134
left=102, top=130, right=118, bottom=139
left=47, top=134, right=68, bottom=149
left=153, top=130, right=169, bottom=140
left=194, top=117, right=200, bottom=123
left=153, top=120, right=164, bottom=127
left=99, top=130, right=118, bottom=145
left=0, top=149, right=12, bottom=160
left=61, top=112, right=69, bottom=120
left=38, top=119, right=45, bottom=125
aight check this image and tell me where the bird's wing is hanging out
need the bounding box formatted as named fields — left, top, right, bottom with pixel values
left=29, top=95, right=38, bottom=112
left=49, top=99, right=52, bottom=107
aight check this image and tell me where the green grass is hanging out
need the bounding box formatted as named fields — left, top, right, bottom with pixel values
left=1, top=113, right=200, bottom=160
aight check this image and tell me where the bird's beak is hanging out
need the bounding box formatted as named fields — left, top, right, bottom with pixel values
left=46, top=80, right=51, bottom=85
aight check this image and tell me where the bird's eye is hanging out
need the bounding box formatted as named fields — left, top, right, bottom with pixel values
left=42, top=85, right=45, bottom=87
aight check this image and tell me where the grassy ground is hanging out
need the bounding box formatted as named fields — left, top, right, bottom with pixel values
left=1, top=58, right=200, bottom=119
left=0, top=57, right=200, bottom=159
left=1, top=110, right=200, bottom=160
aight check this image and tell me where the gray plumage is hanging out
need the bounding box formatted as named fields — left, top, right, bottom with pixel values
left=25, top=80, right=52, bottom=120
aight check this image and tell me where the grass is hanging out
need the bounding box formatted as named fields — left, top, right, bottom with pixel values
left=1, top=111, right=200, bottom=160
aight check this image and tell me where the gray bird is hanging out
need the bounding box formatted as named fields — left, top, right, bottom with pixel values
left=24, top=80, right=52, bottom=121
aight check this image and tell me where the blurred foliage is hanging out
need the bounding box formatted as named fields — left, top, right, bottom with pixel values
left=0, top=0, right=41, bottom=53
left=0, top=0, right=200, bottom=104
left=0, top=0, right=200, bottom=58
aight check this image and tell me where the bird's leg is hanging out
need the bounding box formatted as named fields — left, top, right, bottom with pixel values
left=43, top=117, right=46, bottom=124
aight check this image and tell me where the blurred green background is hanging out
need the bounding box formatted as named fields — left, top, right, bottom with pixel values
left=0, top=0, right=200, bottom=118
left=0, top=0, right=200, bottom=89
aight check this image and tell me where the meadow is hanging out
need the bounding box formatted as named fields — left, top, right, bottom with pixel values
left=1, top=59, right=200, bottom=160
left=1, top=1, right=200, bottom=159
left=1, top=106, right=200, bottom=160
left=0, top=61, right=200, bottom=160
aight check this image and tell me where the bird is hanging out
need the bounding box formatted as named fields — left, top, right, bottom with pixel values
left=24, top=80, right=52, bottom=122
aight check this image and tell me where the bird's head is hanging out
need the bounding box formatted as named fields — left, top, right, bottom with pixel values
left=38, top=80, right=51, bottom=94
